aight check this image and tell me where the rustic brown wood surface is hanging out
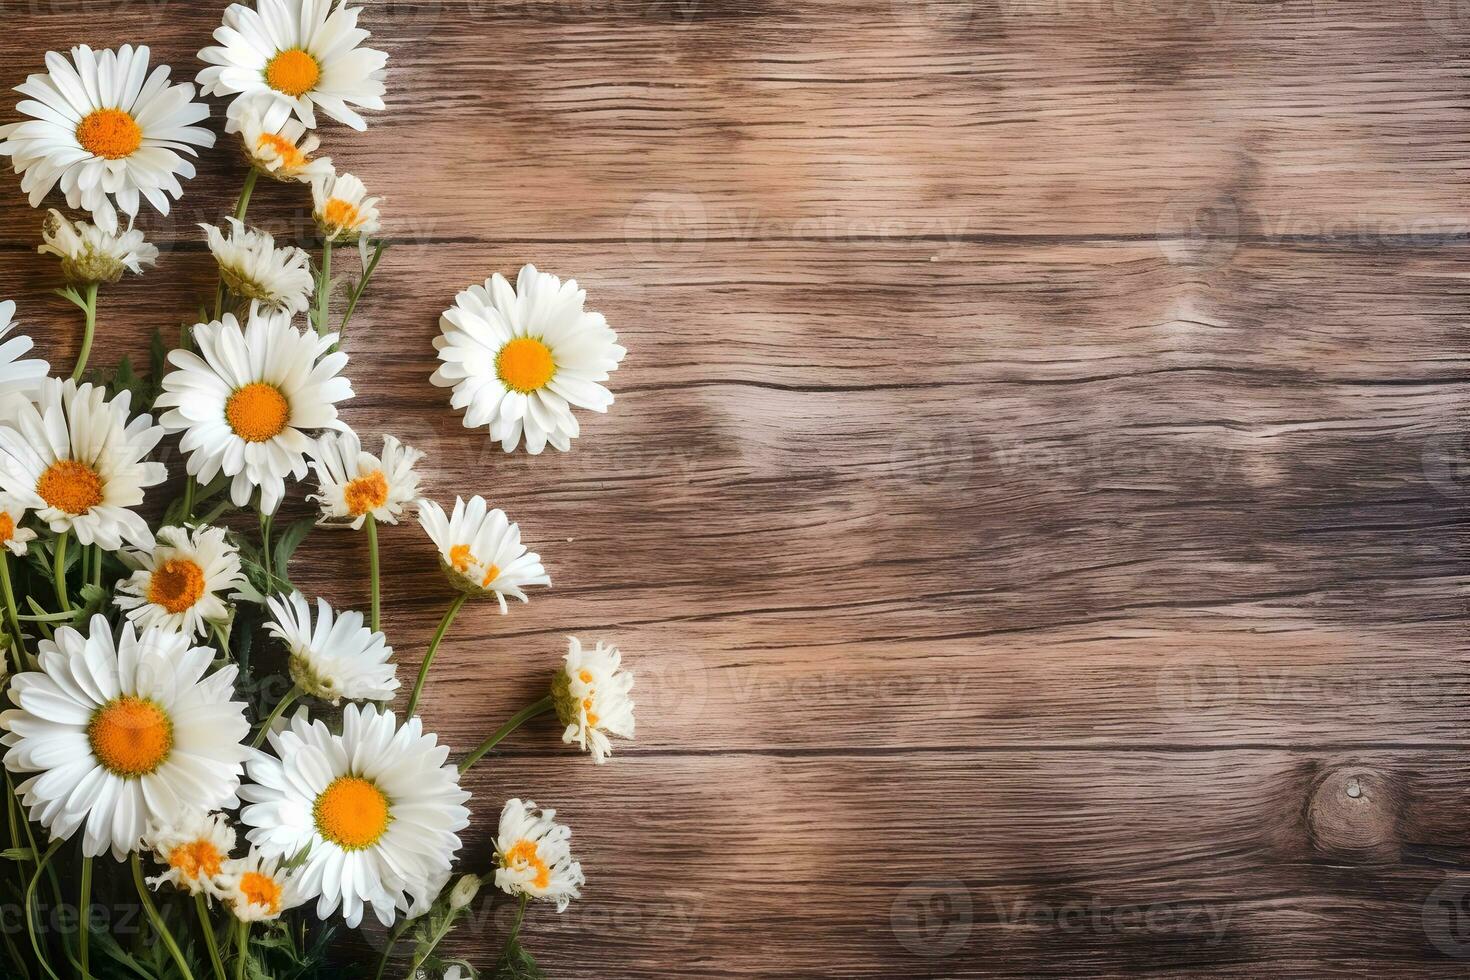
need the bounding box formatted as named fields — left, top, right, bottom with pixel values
left=1, top=0, right=1468, bottom=976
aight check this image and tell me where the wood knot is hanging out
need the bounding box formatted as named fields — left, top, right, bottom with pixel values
left=1305, top=766, right=1402, bottom=863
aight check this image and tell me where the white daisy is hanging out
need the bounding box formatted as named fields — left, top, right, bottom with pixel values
left=553, top=637, right=635, bottom=765
left=219, top=850, right=302, bottom=922
left=308, top=430, right=422, bottom=529
left=266, top=591, right=397, bottom=704
left=144, top=808, right=236, bottom=897
left=432, top=265, right=626, bottom=454
left=0, top=45, right=214, bottom=233
left=0, top=378, right=166, bottom=551
left=203, top=217, right=314, bottom=315
left=197, top=0, right=388, bottom=133
left=0, top=494, right=36, bottom=557
left=493, top=799, right=584, bottom=912
left=155, top=305, right=353, bottom=514
left=236, top=102, right=332, bottom=183
left=39, top=209, right=158, bottom=284
left=0, top=616, right=252, bottom=859
left=312, top=171, right=380, bottom=241
left=0, top=301, right=49, bottom=408
left=114, top=525, right=247, bottom=639
left=240, top=703, right=471, bottom=928
left=417, top=496, right=550, bottom=613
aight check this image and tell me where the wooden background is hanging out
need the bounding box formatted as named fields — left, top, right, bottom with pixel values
left=1, top=0, right=1469, bottom=976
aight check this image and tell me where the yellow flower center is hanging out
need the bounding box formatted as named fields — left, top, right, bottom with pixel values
left=449, top=544, right=475, bottom=572
left=578, top=669, right=593, bottom=684
left=323, top=198, right=360, bottom=231
left=314, top=776, right=391, bottom=850
left=504, top=839, right=551, bottom=889
left=76, top=108, right=142, bottom=160
left=480, top=563, right=500, bottom=588
left=168, top=839, right=224, bottom=881
left=256, top=132, right=306, bottom=170
left=239, top=870, right=282, bottom=914
left=495, top=338, right=556, bottom=394
left=146, top=558, right=207, bottom=614
left=0, top=513, right=12, bottom=544
left=225, top=383, right=290, bottom=443
left=36, top=460, right=103, bottom=515
left=344, top=471, right=388, bottom=517
left=89, top=696, right=173, bottom=777
left=583, top=697, right=599, bottom=727
left=265, top=48, right=321, bottom=97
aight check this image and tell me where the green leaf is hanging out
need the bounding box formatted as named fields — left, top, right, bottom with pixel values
left=492, top=939, right=543, bottom=980
left=272, top=518, right=315, bottom=579
left=0, top=847, right=34, bottom=861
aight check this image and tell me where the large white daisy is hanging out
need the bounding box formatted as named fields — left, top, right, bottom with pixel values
left=114, top=525, right=247, bottom=639
left=308, top=430, right=422, bottom=529
left=0, top=378, right=166, bottom=550
left=0, top=616, right=252, bottom=860
left=417, top=496, right=550, bottom=613
left=203, top=217, right=314, bottom=315
left=39, top=209, right=158, bottom=284
left=553, top=637, right=635, bottom=765
left=432, top=265, right=626, bottom=454
left=236, top=102, right=332, bottom=183
left=240, top=704, right=471, bottom=928
left=155, top=305, right=353, bottom=514
left=0, top=301, right=48, bottom=410
left=493, top=799, right=584, bottom=912
left=144, top=808, right=237, bottom=897
left=197, top=0, right=388, bottom=133
left=0, top=45, right=214, bottom=233
left=266, top=591, right=397, bottom=703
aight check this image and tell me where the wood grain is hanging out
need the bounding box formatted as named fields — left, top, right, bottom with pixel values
left=1, top=0, right=1468, bottom=977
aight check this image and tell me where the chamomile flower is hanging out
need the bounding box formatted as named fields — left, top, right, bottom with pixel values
left=114, top=525, right=247, bottom=639
left=0, top=495, right=36, bottom=557
left=493, top=799, right=584, bottom=912
left=553, top=637, right=635, bottom=765
left=312, top=171, right=380, bottom=241
left=0, top=45, right=214, bottom=233
left=197, top=0, right=388, bottom=133
left=237, top=103, right=332, bottom=182
left=432, top=265, right=626, bottom=454
left=144, top=809, right=236, bottom=897
left=220, top=850, right=301, bottom=922
left=0, top=301, right=48, bottom=407
left=266, top=591, right=397, bottom=703
left=39, top=209, right=158, bottom=284
left=417, top=496, right=550, bottom=613
left=0, top=616, right=252, bottom=859
left=203, top=217, right=314, bottom=315
left=240, top=704, right=471, bottom=928
left=155, top=305, right=353, bottom=514
left=0, top=378, right=166, bottom=550
left=308, top=430, right=423, bottom=529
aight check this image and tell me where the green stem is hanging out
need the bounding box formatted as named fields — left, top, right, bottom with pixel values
left=251, top=685, right=301, bottom=749
left=25, top=839, right=62, bottom=980
left=51, top=532, right=70, bottom=613
left=315, top=238, right=332, bottom=335
left=365, top=519, right=381, bottom=633
left=371, top=917, right=414, bottom=980
left=405, top=594, right=467, bottom=716
left=89, top=544, right=101, bottom=590
left=258, top=510, right=275, bottom=592
left=338, top=239, right=386, bottom=343
left=196, top=893, right=227, bottom=980
left=0, top=552, right=26, bottom=673
left=234, top=168, right=258, bottom=222
left=234, top=921, right=249, bottom=980
left=458, top=696, right=555, bottom=774
left=69, top=282, right=99, bottom=382
left=403, top=897, right=468, bottom=980
left=182, top=476, right=196, bottom=522
left=78, top=855, right=91, bottom=978
left=130, top=852, right=195, bottom=980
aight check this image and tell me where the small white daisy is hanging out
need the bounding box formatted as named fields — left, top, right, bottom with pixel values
left=312, top=171, right=380, bottom=241
left=266, top=591, right=397, bottom=704
left=203, top=217, right=314, bottom=315
left=219, top=850, right=301, bottom=922
left=0, top=616, right=252, bottom=859
left=432, top=265, right=626, bottom=454
left=114, top=525, right=247, bottom=639
left=0, top=301, right=49, bottom=408
left=554, top=637, right=635, bottom=765
left=155, top=305, right=353, bottom=514
left=0, top=494, right=36, bottom=557
left=39, top=209, right=158, bottom=284
left=197, top=0, right=388, bottom=133
left=144, top=808, right=236, bottom=897
left=0, top=45, right=214, bottom=233
left=236, top=102, right=332, bottom=183
left=417, top=496, right=550, bottom=613
left=0, top=378, right=166, bottom=550
left=494, top=799, right=584, bottom=912
left=240, top=703, right=471, bottom=928
left=308, top=430, right=423, bottom=529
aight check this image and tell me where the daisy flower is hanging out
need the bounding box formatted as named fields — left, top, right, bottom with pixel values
left=417, top=496, right=550, bottom=613
left=313, top=171, right=380, bottom=241
left=203, top=217, right=314, bottom=315
left=39, top=209, right=158, bottom=284
left=0, top=378, right=166, bottom=551
left=0, top=301, right=48, bottom=408
left=236, top=102, right=332, bottom=182
left=144, top=808, right=236, bottom=897
left=0, top=494, right=36, bottom=556
left=553, top=637, right=635, bottom=765
left=0, top=45, right=214, bottom=233
left=0, top=616, right=252, bottom=859
left=308, top=430, right=422, bottom=529
left=197, top=0, right=388, bottom=133
left=266, top=591, right=397, bottom=703
left=155, top=305, right=353, bottom=514
left=114, top=525, right=247, bottom=639
left=432, top=265, right=626, bottom=454
left=219, top=850, right=301, bottom=922
left=240, top=704, right=471, bottom=928
left=493, top=799, right=584, bottom=912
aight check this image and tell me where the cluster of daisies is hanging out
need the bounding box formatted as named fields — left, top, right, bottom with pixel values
left=0, top=3, right=632, bottom=979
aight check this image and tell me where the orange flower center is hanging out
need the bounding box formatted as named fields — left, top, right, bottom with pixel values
left=344, top=470, right=388, bottom=516
left=239, top=870, right=282, bottom=914
left=225, top=383, right=290, bottom=443
left=0, top=513, right=13, bottom=544
left=146, top=558, right=207, bottom=614
left=313, top=776, right=391, bottom=850
left=168, top=839, right=224, bottom=881
left=256, top=132, right=306, bottom=170
left=265, top=48, right=321, bottom=97
left=449, top=544, right=475, bottom=572
left=504, top=839, right=551, bottom=889
left=496, top=338, right=556, bottom=393
left=36, top=460, right=103, bottom=515
left=89, top=697, right=172, bottom=777
left=480, top=563, right=500, bottom=588
left=76, top=108, right=142, bottom=160
left=322, top=198, right=361, bottom=231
